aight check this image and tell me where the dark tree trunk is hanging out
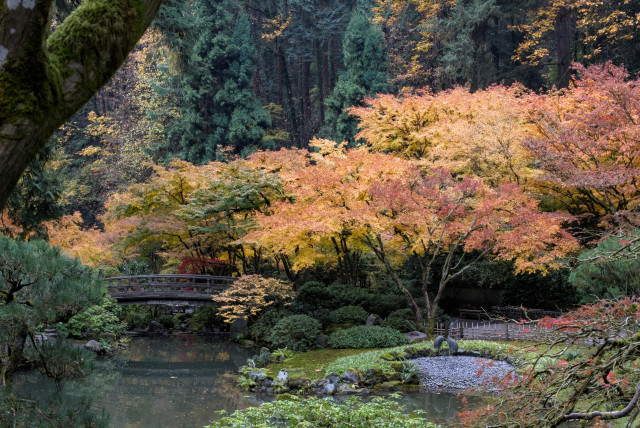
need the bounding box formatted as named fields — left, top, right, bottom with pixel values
left=0, top=0, right=163, bottom=211
left=555, top=8, right=574, bottom=88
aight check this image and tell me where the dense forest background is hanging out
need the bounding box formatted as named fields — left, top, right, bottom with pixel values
left=2, top=0, right=639, bottom=309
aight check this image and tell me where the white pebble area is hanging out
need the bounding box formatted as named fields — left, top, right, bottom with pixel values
left=412, top=356, right=517, bottom=391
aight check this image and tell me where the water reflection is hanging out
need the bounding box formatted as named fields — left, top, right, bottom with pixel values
left=16, top=336, right=478, bottom=427
left=100, top=335, right=259, bottom=428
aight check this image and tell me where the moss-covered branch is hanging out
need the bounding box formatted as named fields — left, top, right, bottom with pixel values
left=0, top=0, right=163, bottom=210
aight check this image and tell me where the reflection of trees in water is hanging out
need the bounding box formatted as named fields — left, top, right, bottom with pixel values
left=397, top=392, right=483, bottom=424
left=97, top=336, right=257, bottom=427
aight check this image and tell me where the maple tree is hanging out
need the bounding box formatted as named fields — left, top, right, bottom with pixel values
left=462, top=298, right=640, bottom=427
left=213, top=274, right=294, bottom=324
left=102, top=158, right=285, bottom=274
left=244, top=145, right=577, bottom=331
left=524, top=62, right=640, bottom=225
left=349, top=85, right=540, bottom=187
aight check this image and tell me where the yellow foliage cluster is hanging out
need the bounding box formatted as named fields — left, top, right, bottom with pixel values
left=213, top=274, right=294, bottom=323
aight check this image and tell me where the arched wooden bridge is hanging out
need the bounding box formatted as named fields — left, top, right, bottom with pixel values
left=106, top=274, right=235, bottom=306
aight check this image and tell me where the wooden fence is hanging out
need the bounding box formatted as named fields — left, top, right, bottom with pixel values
left=434, top=320, right=555, bottom=341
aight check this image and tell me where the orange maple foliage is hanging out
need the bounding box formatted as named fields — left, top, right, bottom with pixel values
left=244, top=145, right=578, bottom=329
left=524, top=62, right=640, bottom=223
left=349, top=85, right=540, bottom=187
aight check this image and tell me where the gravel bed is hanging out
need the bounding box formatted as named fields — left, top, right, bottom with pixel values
left=411, top=356, right=517, bottom=391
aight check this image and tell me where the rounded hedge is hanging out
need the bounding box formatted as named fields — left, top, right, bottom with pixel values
left=330, top=325, right=408, bottom=349
left=382, top=308, right=417, bottom=333
left=268, top=314, right=322, bottom=351
left=330, top=305, right=368, bottom=325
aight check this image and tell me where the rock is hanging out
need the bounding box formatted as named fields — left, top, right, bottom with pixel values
left=148, top=321, right=166, bottom=335
left=337, top=383, right=357, bottom=394
left=325, top=372, right=340, bottom=385
left=322, top=383, right=336, bottom=395
left=262, top=378, right=273, bottom=388
left=247, top=370, right=266, bottom=382
left=316, top=335, right=330, bottom=348
left=277, top=369, right=288, bottom=384
left=342, top=370, right=360, bottom=384
left=84, top=340, right=101, bottom=352
left=288, top=376, right=311, bottom=389
left=365, top=314, right=383, bottom=326
left=406, top=331, right=428, bottom=343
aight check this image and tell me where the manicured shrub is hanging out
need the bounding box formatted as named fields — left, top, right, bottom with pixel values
left=268, top=315, right=322, bottom=351
left=382, top=308, right=417, bottom=332
left=331, top=305, right=368, bottom=325
left=249, top=308, right=292, bottom=343
left=156, top=314, right=176, bottom=330
left=330, top=325, right=408, bottom=349
left=296, top=281, right=406, bottom=317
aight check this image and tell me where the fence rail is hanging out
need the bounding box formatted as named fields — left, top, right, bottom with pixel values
left=434, top=320, right=555, bottom=342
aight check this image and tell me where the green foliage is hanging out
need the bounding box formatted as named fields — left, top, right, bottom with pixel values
left=155, top=314, right=176, bottom=330
left=0, top=236, right=107, bottom=424
left=0, top=388, right=109, bottom=428
left=121, top=306, right=151, bottom=330
left=58, top=296, right=126, bottom=342
left=160, top=0, right=270, bottom=162
left=189, top=306, right=224, bottom=332
left=500, top=268, right=577, bottom=310
left=268, top=315, right=322, bottom=352
left=296, top=282, right=405, bottom=317
left=208, top=396, right=438, bottom=428
left=330, top=326, right=408, bottom=349
left=569, top=232, right=640, bottom=302
left=324, top=13, right=388, bottom=143
left=5, top=141, right=63, bottom=240
left=383, top=308, right=417, bottom=333
left=249, top=308, right=292, bottom=343
left=330, top=305, right=368, bottom=325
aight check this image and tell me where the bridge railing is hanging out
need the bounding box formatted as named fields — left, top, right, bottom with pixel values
left=106, top=274, right=236, bottom=296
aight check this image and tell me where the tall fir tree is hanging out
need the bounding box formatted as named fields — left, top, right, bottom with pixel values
left=323, top=12, right=388, bottom=144
left=162, top=0, right=271, bottom=163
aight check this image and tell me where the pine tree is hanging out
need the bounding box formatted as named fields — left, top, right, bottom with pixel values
left=323, top=13, right=388, bottom=144
left=164, top=0, right=271, bottom=163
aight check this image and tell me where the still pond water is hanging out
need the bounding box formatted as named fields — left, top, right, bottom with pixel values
left=18, top=335, right=475, bottom=427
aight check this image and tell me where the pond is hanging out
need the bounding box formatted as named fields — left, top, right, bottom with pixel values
left=16, top=336, right=478, bottom=427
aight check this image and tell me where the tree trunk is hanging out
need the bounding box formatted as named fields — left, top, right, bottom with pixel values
left=0, top=0, right=163, bottom=210
left=554, top=8, right=574, bottom=88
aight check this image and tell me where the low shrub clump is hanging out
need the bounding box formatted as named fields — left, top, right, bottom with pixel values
left=268, top=315, right=322, bottom=351
left=207, top=396, right=438, bottom=427
left=330, top=305, right=368, bottom=325
left=330, top=325, right=408, bottom=349
left=249, top=308, right=292, bottom=342
left=382, top=308, right=417, bottom=332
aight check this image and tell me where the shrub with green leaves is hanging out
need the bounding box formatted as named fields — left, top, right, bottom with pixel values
left=331, top=305, right=368, bottom=325
left=296, top=281, right=405, bottom=317
left=330, top=325, right=408, bottom=349
left=59, top=296, right=127, bottom=341
left=382, top=308, right=417, bottom=332
left=268, top=315, right=321, bottom=351
left=249, top=308, right=292, bottom=343
left=207, top=396, right=438, bottom=427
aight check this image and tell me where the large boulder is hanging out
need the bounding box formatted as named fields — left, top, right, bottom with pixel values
left=365, top=314, right=383, bottom=326
left=84, top=340, right=101, bottom=352
left=406, top=330, right=428, bottom=343
left=342, top=370, right=360, bottom=385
